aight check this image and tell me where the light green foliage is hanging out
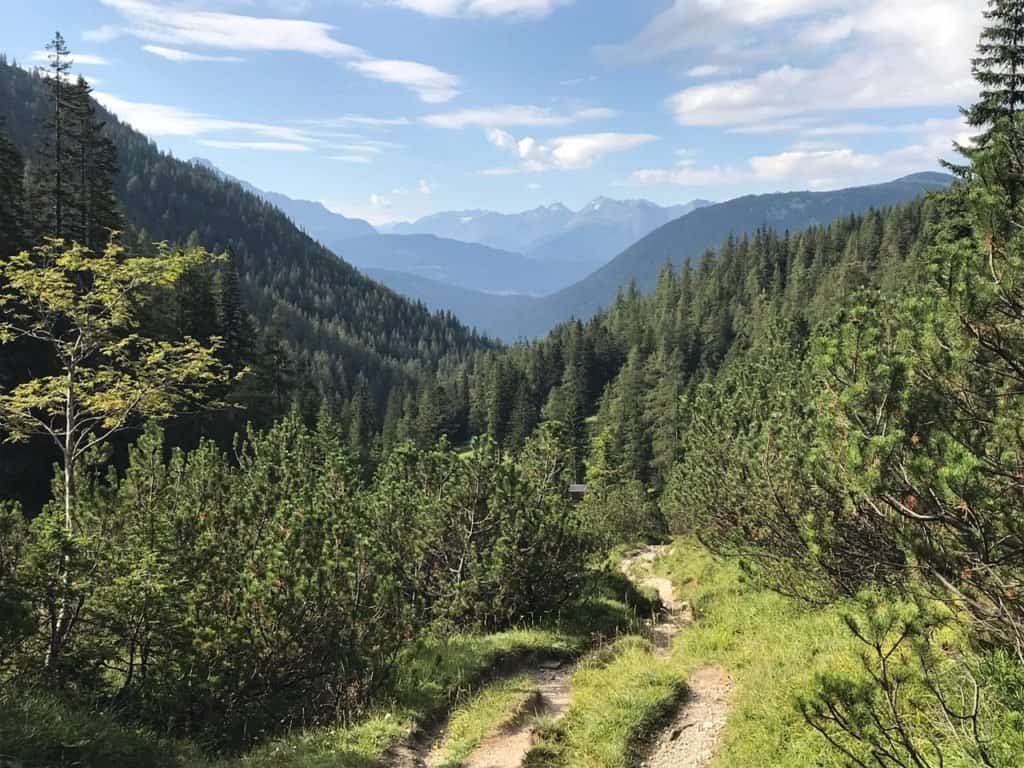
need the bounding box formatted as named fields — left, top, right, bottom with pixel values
left=0, top=237, right=229, bottom=443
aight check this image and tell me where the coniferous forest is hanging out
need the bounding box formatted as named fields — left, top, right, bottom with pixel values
left=3, top=3, right=1024, bottom=767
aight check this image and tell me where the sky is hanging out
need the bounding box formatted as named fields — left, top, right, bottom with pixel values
left=5, top=0, right=984, bottom=225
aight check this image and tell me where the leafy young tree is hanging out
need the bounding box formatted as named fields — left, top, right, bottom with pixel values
left=0, top=237, right=231, bottom=671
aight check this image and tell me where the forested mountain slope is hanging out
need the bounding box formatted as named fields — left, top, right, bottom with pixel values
left=189, top=157, right=378, bottom=245
left=0, top=58, right=487, bottom=406
left=375, top=174, right=952, bottom=340
left=527, top=173, right=953, bottom=334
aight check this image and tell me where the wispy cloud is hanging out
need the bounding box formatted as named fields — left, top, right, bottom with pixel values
left=142, top=45, right=243, bottom=63
left=299, top=115, right=410, bottom=128
left=486, top=130, right=657, bottom=173
left=92, top=0, right=461, bottom=103
left=370, top=0, right=572, bottom=19
left=31, top=50, right=110, bottom=66
left=686, top=64, right=722, bottom=78
left=199, top=139, right=311, bottom=152
left=422, top=104, right=615, bottom=129
left=330, top=155, right=374, bottom=163
left=626, top=117, right=970, bottom=191
left=93, top=92, right=312, bottom=142
left=348, top=59, right=460, bottom=103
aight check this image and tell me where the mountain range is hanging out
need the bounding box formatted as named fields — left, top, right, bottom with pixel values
left=385, top=197, right=712, bottom=270
left=369, top=172, right=954, bottom=340
left=199, top=161, right=716, bottom=297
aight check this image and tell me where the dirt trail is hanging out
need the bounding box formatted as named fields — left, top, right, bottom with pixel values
left=620, top=545, right=692, bottom=654
left=391, top=545, right=730, bottom=768
left=389, top=657, right=574, bottom=768
left=640, top=666, right=732, bottom=768
left=454, top=661, right=573, bottom=768
left=622, top=545, right=733, bottom=768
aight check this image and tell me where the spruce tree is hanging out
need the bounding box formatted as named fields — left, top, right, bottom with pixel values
left=34, top=32, right=75, bottom=241
left=67, top=76, right=120, bottom=250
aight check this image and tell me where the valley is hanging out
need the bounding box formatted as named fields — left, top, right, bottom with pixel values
left=2, top=2, right=1024, bottom=768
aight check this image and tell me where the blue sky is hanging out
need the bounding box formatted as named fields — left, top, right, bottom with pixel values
left=6, top=0, right=983, bottom=224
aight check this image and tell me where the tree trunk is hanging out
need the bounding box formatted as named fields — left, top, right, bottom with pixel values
left=44, top=374, right=75, bottom=676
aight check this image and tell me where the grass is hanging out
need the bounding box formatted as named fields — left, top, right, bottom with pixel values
left=429, top=674, right=538, bottom=767
left=0, top=688, right=208, bottom=768
left=223, top=571, right=652, bottom=767
left=233, top=628, right=584, bottom=768
left=525, top=637, right=684, bottom=768
left=654, top=542, right=860, bottom=767
left=520, top=541, right=861, bottom=768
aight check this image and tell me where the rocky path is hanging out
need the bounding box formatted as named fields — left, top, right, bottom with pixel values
left=622, top=546, right=733, bottom=768
left=456, top=661, right=573, bottom=768
left=392, top=544, right=731, bottom=768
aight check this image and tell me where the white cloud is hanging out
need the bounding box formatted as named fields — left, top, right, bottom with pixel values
left=96, top=0, right=363, bottom=56
left=656, top=0, right=983, bottom=128
left=31, top=50, right=110, bottom=66
left=94, top=0, right=461, bottom=103
left=559, top=75, right=596, bottom=86
left=422, top=104, right=615, bottom=129
left=199, top=139, right=310, bottom=152
left=348, top=58, right=460, bottom=103
left=687, top=64, right=722, bottom=78
left=299, top=115, right=410, bottom=128
left=488, top=130, right=657, bottom=173
left=326, top=143, right=385, bottom=154
left=370, top=193, right=392, bottom=208
left=142, top=45, right=243, bottom=63
left=419, top=179, right=433, bottom=195
left=93, top=92, right=312, bottom=143
left=330, top=155, right=373, bottom=163
left=527, top=182, right=543, bottom=190
left=627, top=117, right=970, bottom=190
left=797, top=16, right=855, bottom=46
left=371, top=0, right=572, bottom=19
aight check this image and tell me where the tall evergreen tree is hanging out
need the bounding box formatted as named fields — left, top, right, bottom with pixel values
left=35, top=32, right=74, bottom=241
left=67, top=75, right=120, bottom=250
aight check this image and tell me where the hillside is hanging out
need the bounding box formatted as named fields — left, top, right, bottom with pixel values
left=189, top=159, right=378, bottom=245
left=0, top=59, right=487, bottom=400
left=364, top=268, right=530, bottom=338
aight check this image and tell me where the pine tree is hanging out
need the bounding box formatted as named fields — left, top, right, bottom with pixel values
left=953, top=0, right=1024, bottom=203
left=67, top=76, right=120, bottom=250
left=34, top=32, right=75, bottom=241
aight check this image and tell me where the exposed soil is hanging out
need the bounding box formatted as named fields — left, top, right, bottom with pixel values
left=639, top=666, right=733, bottom=768
left=455, top=662, right=574, bottom=768
left=390, top=544, right=732, bottom=768
left=623, top=545, right=734, bottom=768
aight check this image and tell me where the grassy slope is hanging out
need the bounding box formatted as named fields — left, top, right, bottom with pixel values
left=519, top=541, right=860, bottom=768
left=657, top=543, right=857, bottom=767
